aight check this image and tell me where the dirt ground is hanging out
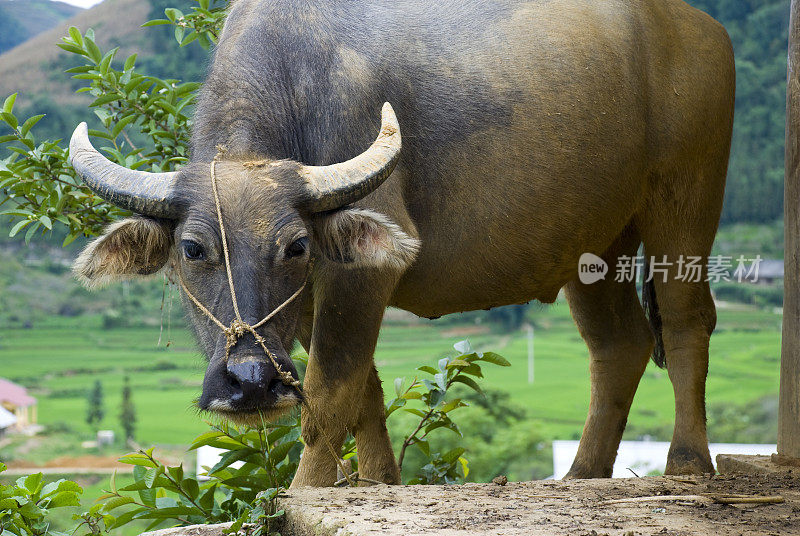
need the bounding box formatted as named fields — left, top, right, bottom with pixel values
left=277, top=473, right=800, bottom=536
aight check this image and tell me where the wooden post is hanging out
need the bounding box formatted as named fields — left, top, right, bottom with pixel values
left=779, top=0, right=800, bottom=459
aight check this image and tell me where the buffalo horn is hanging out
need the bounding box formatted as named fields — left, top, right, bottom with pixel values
left=69, top=122, right=180, bottom=219
left=300, top=102, right=401, bottom=212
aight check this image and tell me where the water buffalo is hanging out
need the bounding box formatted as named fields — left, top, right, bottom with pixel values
left=70, top=0, right=735, bottom=486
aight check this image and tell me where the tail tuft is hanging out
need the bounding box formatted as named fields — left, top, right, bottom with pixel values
left=642, top=259, right=666, bottom=368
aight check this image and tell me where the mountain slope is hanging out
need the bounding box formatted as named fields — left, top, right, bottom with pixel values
left=0, top=0, right=151, bottom=113
left=0, top=0, right=82, bottom=54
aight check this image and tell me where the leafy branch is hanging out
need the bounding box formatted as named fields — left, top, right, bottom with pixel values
left=386, top=340, right=511, bottom=484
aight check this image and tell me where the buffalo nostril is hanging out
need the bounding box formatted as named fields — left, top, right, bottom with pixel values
left=267, top=378, right=283, bottom=393
left=227, top=375, right=242, bottom=391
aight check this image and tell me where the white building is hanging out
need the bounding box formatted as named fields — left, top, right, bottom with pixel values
left=552, top=440, right=777, bottom=478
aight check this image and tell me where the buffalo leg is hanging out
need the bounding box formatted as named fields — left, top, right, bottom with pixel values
left=637, top=149, right=727, bottom=474
left=353, top=365, right=401, bottom=484
left=290, top=270, right=399, bottom=487
left=654, top=276, right=716, bottom=475
left=564, top=226, right=654, bottom=478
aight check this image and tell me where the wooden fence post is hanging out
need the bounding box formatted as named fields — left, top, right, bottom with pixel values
left=779, top=0, right=800, bottom=459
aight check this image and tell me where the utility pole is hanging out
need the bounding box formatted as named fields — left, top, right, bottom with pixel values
left=779, top=0, right=800, bottom=460
left=527, top=324, right=535, bottom=385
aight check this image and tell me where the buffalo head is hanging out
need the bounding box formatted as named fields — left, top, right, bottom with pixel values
left=70, top=104, right=419, bottom=423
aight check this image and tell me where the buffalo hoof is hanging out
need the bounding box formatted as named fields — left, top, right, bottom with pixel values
left=563, top=460, right=613, bottom=479
left=664, top=446, right=715, bottom=475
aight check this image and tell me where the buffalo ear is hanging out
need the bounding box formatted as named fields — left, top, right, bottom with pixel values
left=313, top=208, right=420, bottom=270
left=73, top=216, right=173, bottom=288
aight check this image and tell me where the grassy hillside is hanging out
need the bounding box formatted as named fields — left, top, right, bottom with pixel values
left=0, top=302, right=781, bottom=464
left=0, top=0, right=154, bottom=137
left=0, top=0, right=81, bottom=55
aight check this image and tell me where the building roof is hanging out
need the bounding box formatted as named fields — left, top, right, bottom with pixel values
left=0, top=406, right=17, bottom=429
left=0, top=378, right=36, bottom=408
left=732, top=259, right=784, bottom=282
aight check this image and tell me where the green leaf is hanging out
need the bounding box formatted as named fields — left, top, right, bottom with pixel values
left=39, top=215, right=52, bottom=230
left=99, top=48, right=118, bottom=74
left=417, top=365, right=437, bottom=375
left=124, top=53, right=138, bottom=71
left=19, top=114, right=44, bottom=137
left=47, top=491, right=81, bottom=508
left=63, top=232, right=80, bottom=247
left=197, top=485, right=216, bottom=511
left=440, top=399, right=466, bottom=414
left=1, top=112, right=18, bottom=129
left=112, top=114, right=137, bottom=138
left=55, top=480, right=82, bottom=493
left=434, top=372, right=447, bottom=391
left=154, top=496, right=178, bottom=509
left=138, top=486, right=156, bottom=507
left=68, top=26, right=83, bottom=46
left=477, top=352, right=511, bottom=367
left=88, top=128, right=113, bottom=140
left=58, top=43, right=86, bottom=55
left=118, top=453, right=157, bottom=468
left=0, top=209, right=34, bottom=217
left=442, top=447, right=466, bottom=463
left=109, top=507, right=146, bottom=529
left=41, top=480, right=61, bottom=497
left=180, top=478, right=199, bottom=501
left=179, top=31, right=200, bottom=47
left=166, top=465, right=184, bottom=483
left=459, top=456, right=470, bottom=479
left=457, top=363, right=483, bottom=378
left=3, top=93, right=16, bottom=113
left=142, top=19, right=172, bottom=27
left=9, top=219, right=30, bottom=237
left=102, top=495, right=135, bottom=512
left=164, top=8, right=184, bottom=22
left=25, top=221, right=41, bottom=244
left=91, top=94, right=121, bottom=107
left=23, top=473, right=44, bottom=494
left=188, top=430, right=224, bottom=450
left=65, top=65, right=92, bottom=74
left=268, top=440, right=294, bottom=465
left=454, top=340, right=472, bottom=354
left=266, top=426, right=293, bottom=444
left=85, top=36, right=103, bottom=64
left=144, top=466, right=162, bottom=488
left=450, top=375, right=483, bottom=394
left=393, top=377, right=404, bottom=397
left=427, top=388, right=445, bottom=407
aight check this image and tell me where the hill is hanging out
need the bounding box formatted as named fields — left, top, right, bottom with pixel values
left=0, top=0, right=208, bottom=140
left=0, top=0, right=152, bottom=122
left=0, top=0, right=82, bottom=55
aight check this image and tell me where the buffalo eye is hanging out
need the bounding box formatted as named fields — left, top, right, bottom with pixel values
left=181, top=240, right=205, bottom=261
left=286, top=237, right=308, bottom=259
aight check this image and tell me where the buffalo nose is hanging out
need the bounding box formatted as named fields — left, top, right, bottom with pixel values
left=226, top=358, right=276, bottom=403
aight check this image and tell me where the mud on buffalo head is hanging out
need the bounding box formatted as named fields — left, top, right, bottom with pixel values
left=69, top=104, right=419, bottom=424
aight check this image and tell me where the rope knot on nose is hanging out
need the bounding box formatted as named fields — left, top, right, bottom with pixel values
left=224, top=319, right=249, bottom=350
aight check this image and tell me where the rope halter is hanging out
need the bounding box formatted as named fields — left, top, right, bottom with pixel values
left=175, top=152, right=307, bottom=389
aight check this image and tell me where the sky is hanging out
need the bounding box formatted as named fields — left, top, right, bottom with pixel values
left=56, top=0, right=104, bottom=8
